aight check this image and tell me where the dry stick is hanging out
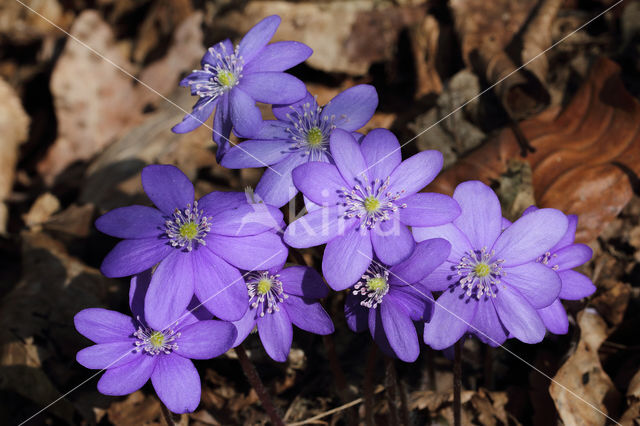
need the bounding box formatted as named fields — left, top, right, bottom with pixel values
left=484, top=346, right=494, bottom=390
left=234, top=344, right=285, bottom=426
left=426, top=347, right=436, bottom=391
left=398, top=375, right=411, bottom=426
left=363, top=343, right=378, bottom=426
left=384, top=356, right=399, bottom=426
left=453, top=342, right=462, bottom=426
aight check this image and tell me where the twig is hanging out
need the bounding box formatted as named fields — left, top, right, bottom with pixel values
left=453, top=342, right=462, bottom=426
left=384, top=356, right=399, bottom=426
left=234, top=344, right=285, bottom=426
left=363, top=343, right=378, bottom=426
left=398, top=375, right=411, bottom=426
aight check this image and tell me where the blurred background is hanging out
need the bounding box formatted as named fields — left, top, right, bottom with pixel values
left=1, top=0, right=639, bottom=424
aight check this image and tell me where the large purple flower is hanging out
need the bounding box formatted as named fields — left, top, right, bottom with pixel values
left=96, top=165, right=288, bottom=328
left=519, top=206, right=595, bottom=334
left=231, top=264, right=333, bottom=362
left=221, top=85, right=379, bottom=207
left=414, top=181, right=569, bottom=349
left=172, top=15, right=311, bottom=161
left=74, top=273, right=236, bottom=414
left=344, top=238, right=451, bottom=362
left=283, top=128, right=460, bottom=290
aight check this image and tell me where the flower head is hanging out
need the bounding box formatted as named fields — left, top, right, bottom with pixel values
left=221, top=86, right=379, bottom=207
left=74, top=275, right=236, bottom=414
left=231, top=264, right=334, bottom=362
left=95, top=164, right=288, bottom=329
left=414, top=181, right=569, bottom=349
left=283, top=128, right=461, bottom=290
left=344, top=238, right=451, bottom=362
left=172, top=15, right=312, bottom=161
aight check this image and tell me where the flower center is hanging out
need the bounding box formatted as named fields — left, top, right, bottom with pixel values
left=165, top=201, right=211, bottom=252
left=353, top=263, right=389, bottom=309
left=188, top=42, right=244, bottom=103
left=342, top=175, right=407, bottom=229
left=537, top=251, right=559, bottom=270
left=247, top=272, right=287, bottom=317
left=456, top=248, right=505, bottom=299
left=217, top=70, right=236, bottom=87
left=134, top=321, right=180, bottom=356
left=286, top=98, right=336, bottom=160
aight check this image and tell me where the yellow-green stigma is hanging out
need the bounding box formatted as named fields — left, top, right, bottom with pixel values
left=217, top=70, right=236, bottom=87
left=474, top=263, right=491, bottom=277
left=134, top=323, right=180, bottom=355
left=257, top=278, right=272, bottom=295
left=306, top=127, right=324, bottom=147
left=363, top=196, right=381, bottom=213
left=367, top=277, right=387, bottom=291
left=149, top=331, right=165, bottom=348
left=179, top=222, right=198, bottom=240
left=165, top=202, right=211, bottom=252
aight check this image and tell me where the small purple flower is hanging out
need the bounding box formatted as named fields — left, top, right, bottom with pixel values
left=231, top=264, right=334, bottom=362
left=519, top=206, right=595, bottom=334
left=96, top=165, right=288, bottom=328
left=344, top=238, right=451, bottom=362
left=221, top=85, right=379, bottom=207
left=74, top=274, right=236, bottom=414
left=414, top=181, right=569, bottom=349
left=172, top=15, right=311, bottom=160
left=283, top=128, right=461, bottom=290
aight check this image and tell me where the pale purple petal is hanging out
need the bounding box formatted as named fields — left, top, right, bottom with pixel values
left=538, top=299, right=569, bottom=334
left=423, top=285, right=477, bottom=350
left=369, top=307, right=395, bottom=358
left=279, top=266, right=328, bottom=298
left=380, top=300, right=420, bottom=362
left=399, top=193, right=461, bottom=227
left=209, top=203, right=282, bottom=236
left=284, top=296, right=334, bottom=335
left=344, top=293, right=369, bottom=332
left=239, top=72, right=306, bottom=104
left=192, top=248, right=248, bottom=321
left=370, top=219, right=414, bottom=265
left=387, top=150, right=443, bottom=196
left=389, top=238, right=451, bottom=286
left=272, top=92, right=316, bottom=121
left=77, top=341, right=140, bottom=369
left=74, top=308, right=135, bottom=343
left=95, top=206, right=164, bottom=239
left=255, top=152, right=309, bottom=208
left=501, top=217, right=512, bottom=231
left=151, top=354, right=200, bottom=414
left=243, top=41, right=313, bottom=73
left=221, top=139, right=292, bottom=168
left=553, top=244, right=592, bottom=270
left=322, top=226, right=372, bottom=291
left=359, top=128, right=401, bottom=181
left=141, top=165, right=195, bottom=215
left=172, top=97, right=217, bottom=134
left=292, top=162, right=348, bottom=206
left=97, top=355, right=156, bottom=396
left=501, top=262, right=561, bottom=309
left=238, top=15, right=281, bottom=62
left=144, top=251, right=195, bottom=330
left=199, top=39, right=234, bottom=67
left=493, top=208, right=568, bottom=266
left=231, top=308, right=258, bottom=347
left=130, top=270, right=152, bottom=319
left=213, top=94, right=232, bottom=161
left=494, top=286, right=546, bottom=344
left=412, top=223, right=473, bottom=262
left=207, top=232, right=288, bottom=271
left=419, top=262, right=458, bottom=291
left=387, top=285, right=432, bottom=321
left=230, top=87, right=262, bottom=138
left=284, top=205, right=355, bottom=248
left=257, top=309, right=292, bottom=362
left=174, top=320, right=236, bottom=359
left=101, top=238, right=172, bottom=278
left=558, top=270, right=596, bottom=300
left=470, top=298, right=507, bottom=347
left=452, top=181, right=502, bottom=249
left=322, top=84, right=378, bottom=132
left=551, top=214, right=578, bottom=252
left=197, top=191, right=247, bottom=217
left=329, top=129, right=368, bottom=186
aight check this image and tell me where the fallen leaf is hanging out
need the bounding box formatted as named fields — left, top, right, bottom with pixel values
left=22, top=193, right=60, bottom=230
left=107, top=391, right=162, bottom=426
left=429, top=58, right=640, bottom=243
left=591, top=279, right=631, bottom=328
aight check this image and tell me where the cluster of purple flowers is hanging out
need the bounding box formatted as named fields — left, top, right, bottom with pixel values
left=75, top=15, right=596, bottom=414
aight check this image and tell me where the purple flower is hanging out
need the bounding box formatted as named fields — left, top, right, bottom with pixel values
left=231, top=264, right=334, bottom=362
left=74, top=274, right=236, bottom=414
left=414, top=181, right=569, bottom=349
left=344, top=238, right=451, bottom=362
left=283, top=128, right=461, bottom=290
left=95, top=164, right=288, bottom=328
left=518, top=206, right=595, bottom=334
left=172, top=15, right=311, bottom=160
left=221, top=85, right=379, bottom=207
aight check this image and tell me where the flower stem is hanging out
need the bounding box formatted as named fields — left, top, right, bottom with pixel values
left=160, top=403, right=180, bottom=426
left=453, top=341, right=462, bottom=426
left=363, top=343, right=377, bottom=426
left=234, top=344, right=285, bottom=426
left=384, top=356, right=399, bottom=426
